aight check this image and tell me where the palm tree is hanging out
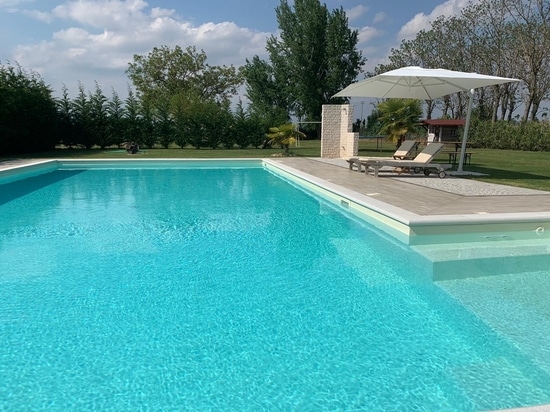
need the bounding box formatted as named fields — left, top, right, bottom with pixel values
left=266, top=123, right=306, bottom=155
left=377, top=98, right=422, bottom=146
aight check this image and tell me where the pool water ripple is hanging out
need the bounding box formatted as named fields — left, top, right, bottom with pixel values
left=1, top=167, right=550, bottom=411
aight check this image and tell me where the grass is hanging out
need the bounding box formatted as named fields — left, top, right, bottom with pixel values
left=358, top=139, right=550, bottom=191
left=7, top=140, right=322, bottom=160
left=3, top=139, right=550, bottom=191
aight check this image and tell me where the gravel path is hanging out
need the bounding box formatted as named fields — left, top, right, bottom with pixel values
left=391, top=176, right=548, bottom=196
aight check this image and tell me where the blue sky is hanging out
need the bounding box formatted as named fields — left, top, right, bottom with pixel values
left=0, top=0, right=474, bottom=100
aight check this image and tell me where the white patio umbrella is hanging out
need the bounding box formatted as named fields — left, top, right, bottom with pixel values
left=333, top=66, right=520, bottom=172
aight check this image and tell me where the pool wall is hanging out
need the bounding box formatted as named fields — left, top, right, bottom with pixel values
left=0, top=160, right=58, bottom=185
left=262, top=159, right=550, bottom=281
left=262, top=159, right=415, bottom=244
left=57, top=158, right=264, bottom=169
left=262, top=159, right=550, bottom=246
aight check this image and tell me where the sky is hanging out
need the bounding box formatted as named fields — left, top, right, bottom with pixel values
left=0, top=0, right=475, bottom=103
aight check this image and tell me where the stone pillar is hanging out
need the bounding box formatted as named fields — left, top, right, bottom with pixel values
left=321, top=104, right=358, bottom=158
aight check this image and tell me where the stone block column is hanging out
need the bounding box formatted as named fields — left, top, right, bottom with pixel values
left=321, top=104, right=358, bottom=158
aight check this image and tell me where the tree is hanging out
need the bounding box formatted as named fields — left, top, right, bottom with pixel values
left=213, top=102, right=235, bottom=149
left=0, top=63, right=58, bottom=154
left=377, top=99, right=423, bottom=146
left=155, top=96, right=175, bottom=149
left=244, top=0, right=365, bottom=123
left=126, top=45, right=242, bottom=108
left=232, top=101, right=252, bottom=149
left=57, top=84, right=77, bottom=148
left=123, top=88, right=143, bottom=147
left=242, top=55, right=292, bottom=124
left=502, top=0, right=550, bottom=120
left=266, top=123, right=306, bottom=155
left=139, top=100, right=157, bottom=149
left=89, top=82, right=110, bottom=149
left=232, top=101, right=268, bottom=149
left=173, top=97, right=189, bottom=149
left=377, top=0, right=550, bottom=122
left=71, top=83, right=93, bottom=148
left=107, top=88, right=125, bottom=147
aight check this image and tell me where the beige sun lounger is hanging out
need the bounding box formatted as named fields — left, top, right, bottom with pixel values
left=347, top=140, right=418, bottom=172
left=362, top=143, right=451, bottom=178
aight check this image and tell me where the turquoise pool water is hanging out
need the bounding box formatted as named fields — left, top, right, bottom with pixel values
left=1, top=166, right=550, bottom=411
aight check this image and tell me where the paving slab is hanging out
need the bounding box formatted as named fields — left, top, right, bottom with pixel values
left=273, top=157, right=550, bottom=216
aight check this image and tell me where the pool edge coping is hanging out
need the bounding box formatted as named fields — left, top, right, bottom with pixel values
left=262, top=158, right=550, bottom=229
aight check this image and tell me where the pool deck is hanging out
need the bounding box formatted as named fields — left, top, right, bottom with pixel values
left=271, top=157, right=550, bottom=217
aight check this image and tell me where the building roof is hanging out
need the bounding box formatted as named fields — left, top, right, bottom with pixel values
left=421, top=119, right=465, bottom=126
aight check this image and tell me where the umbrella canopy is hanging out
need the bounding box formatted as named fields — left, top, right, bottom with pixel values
left=333, top=66, right=521, bottom=172
left=333, top=66, right=518, bottom=100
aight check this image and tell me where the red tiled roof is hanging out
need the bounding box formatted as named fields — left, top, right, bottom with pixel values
left=421, top=119, right=465, bottom=126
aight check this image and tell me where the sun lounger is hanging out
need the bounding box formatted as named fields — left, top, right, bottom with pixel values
left=346, top=140, right=418, bottom=172
left=362, top=143, right=451, bottom=178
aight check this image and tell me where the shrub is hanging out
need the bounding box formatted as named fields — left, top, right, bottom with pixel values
left=469, top=119, right=550, bottom=152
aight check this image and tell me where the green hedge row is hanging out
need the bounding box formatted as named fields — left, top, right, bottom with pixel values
left=469, top=119, right=550, bottom=152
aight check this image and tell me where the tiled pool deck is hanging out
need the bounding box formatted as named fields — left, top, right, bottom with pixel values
left=274, top=157, right=550, bottom=217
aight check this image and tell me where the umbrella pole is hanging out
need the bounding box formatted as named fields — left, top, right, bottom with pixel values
left=457, top=89, right=474, bottom=173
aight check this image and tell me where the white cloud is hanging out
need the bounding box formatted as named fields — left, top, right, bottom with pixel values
left=10, top=0, right=270, bottom=97
left=0, top=0, right=34, bottom=7
left=357, top=26, right=383, bottom=45
left=51, top=0, right=154, bottom=31
left=346, top=5, right=368, bottom=22
left=398, top=0, right=476, bottom=40
left=355, top=26, right=387, bottom=74
left=373, top=12, right=386, bottom=25
left=22, top=8, right=52, bottom=22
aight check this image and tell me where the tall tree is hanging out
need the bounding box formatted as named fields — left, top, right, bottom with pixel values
left=57, top=84, right=77, bottom=148
left=107, top=88, right=126, bottom=147
left=126, top=45, right=242, bottom=108
left=155, top=96, right=175, bottom=149
left=89, top=82, right=110, bottom=149
left=502, top=0, right=550, bottom=120
left=244, top=0, right=365, bottom=123
left=0, top=63, right=58, bottom=154
left=242, top=55, right=292, bottom=124
left=123, top=88, right=143, bottom=147
left=71, top=83, right=93, bottom=149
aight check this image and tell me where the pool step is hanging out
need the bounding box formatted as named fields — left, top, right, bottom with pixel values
left=438, top=275, right=550, bottom=383
left=446, top=357, right=550, bottom=410
left=412, top=239, right=550, bottom=280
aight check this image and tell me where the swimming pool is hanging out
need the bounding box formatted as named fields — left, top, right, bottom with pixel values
left=1, top=160, right=550, bottom=411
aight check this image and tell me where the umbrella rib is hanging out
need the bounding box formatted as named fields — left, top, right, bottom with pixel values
left=379, top=78, right=401, bottom=98
left=415, top=77, right=434, bottom=99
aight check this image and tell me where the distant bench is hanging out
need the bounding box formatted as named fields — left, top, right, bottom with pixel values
left=446, top=151, right=473, bottom=165
left=439, top=141, right=474, bottom=165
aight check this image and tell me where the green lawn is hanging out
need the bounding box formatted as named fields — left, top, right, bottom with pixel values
left=357, top=139, right=550, bottom=191
left=7, top=141, right=321, bottom=160
left=4, top=139, right=550, bottom=191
